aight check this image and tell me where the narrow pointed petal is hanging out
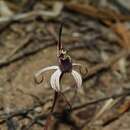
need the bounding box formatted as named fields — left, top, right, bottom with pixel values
left=71, top=70, right=82, bottom=88
left=35, top=66, right=58, bottom=78
left=55, top=69, right=62, bottom=91
left=50, top=69, right=62, bottom=91
left=73, top=63, right=88, bottom=76
left=50, top=71, right=56, bottom=90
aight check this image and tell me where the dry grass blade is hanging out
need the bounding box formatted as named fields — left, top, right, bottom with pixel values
left=94, top=98, right=118, bottom=120
left=98, top=99, right=130, bottom=126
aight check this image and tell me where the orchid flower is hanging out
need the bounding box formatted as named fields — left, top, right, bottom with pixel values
left=34, top=23, right=88, bottom=92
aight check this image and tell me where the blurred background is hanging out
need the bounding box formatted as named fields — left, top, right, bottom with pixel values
left=0, top=0, right=130, bottom=130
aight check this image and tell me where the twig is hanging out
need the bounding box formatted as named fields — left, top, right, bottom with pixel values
left=83, top=49, right=129, bottom=80
left=72, top=91, right=130, bottom=111
left=22, top=115, right=45, bottom=130
left=65, top=3, right=130, bottom=22
left=0, top=38, right=128, bottom=79
left=0, top=90, right=129, bottom=130
left=0, top=36, right=91, bottom=68
left=0, top=40, right=56, bottom=68
left=102, top=100, right=130, bottom=126
left=0, top=2, right=63, bottom=24
left=1, top=33, right=33, bottom=63
left=0, top=103, right=45, bottom=124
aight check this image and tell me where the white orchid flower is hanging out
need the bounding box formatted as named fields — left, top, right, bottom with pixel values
left=34, top=53, right=83, bottom=92
left=34, top=23, right=88, bottom=92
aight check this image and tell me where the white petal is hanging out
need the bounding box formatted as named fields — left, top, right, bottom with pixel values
left=55, top=69, right=62, bottom=91
left=50, top=69, right=62, bottom=91
left=71, top=70, right=82, bottom=88
left=50, top=71, right=56, bottom=90
left=35, top=66, right=58, bottom=78
left=73, top=63, right=88, bottom=76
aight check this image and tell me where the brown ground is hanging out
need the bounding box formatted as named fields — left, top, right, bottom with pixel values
left=0, top=0, right=130, bottom=130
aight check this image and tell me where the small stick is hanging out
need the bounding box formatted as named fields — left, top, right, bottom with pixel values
left=72, top=91, right=130, bottom=111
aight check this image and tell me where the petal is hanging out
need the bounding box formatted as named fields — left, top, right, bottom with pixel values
left=71, top=70, right=82, bottom=88
left=50, top=71, right=56, bottom=90
left=73, top=63, right=88, bottom=76
left=35, top=66, right=58, bottom=78
left=55, top=69, right=62, bottom=91
left=50, top=69, right=62, bottom=91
